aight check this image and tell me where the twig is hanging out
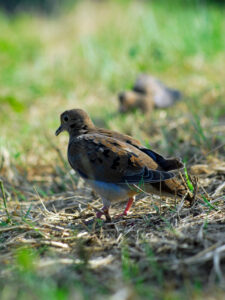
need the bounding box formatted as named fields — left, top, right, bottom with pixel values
left=187, top=142, right=225, bottom=164
left=176, top=193, right=187, bottom=216
left=190, top=175, right=199, bottom=204
left=0, top=225, right=32, bottom=232
left=212, top=182, right=225, bottom=198
left=33, top=186, right=51, bottom=214
left=0, top=180, right=11, bottom=222
left=181, top=243, right=223, bottom=265
left=213, top=245, right=225, bottom=284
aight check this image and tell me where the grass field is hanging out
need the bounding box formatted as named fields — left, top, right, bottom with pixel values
left=0, top=1, right=225, bottom=299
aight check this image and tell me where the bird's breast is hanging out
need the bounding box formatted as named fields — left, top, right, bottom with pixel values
left=86, top=180, right=137, bottom=203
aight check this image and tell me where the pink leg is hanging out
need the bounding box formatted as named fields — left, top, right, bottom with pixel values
left=123, top=197, right=134, bottom=215
left=96, top=206, right=111, bottom=221
left=116, top=197, right=134, bottom=218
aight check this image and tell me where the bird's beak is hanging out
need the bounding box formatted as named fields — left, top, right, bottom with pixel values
left=55, top=125, right=64, bottom=136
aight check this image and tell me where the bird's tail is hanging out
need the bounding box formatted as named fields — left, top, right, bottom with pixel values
left=141, top=148, right=184, bottom=171
left=168, top=89, right=182, bottom=101
left=148, top=176, right=194, bottom=204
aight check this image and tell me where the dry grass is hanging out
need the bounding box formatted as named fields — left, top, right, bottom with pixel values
left=0, top=144, right=225, bottom=299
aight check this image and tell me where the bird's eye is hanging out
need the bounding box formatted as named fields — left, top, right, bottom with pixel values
left=63, top=116, right=69, bottom=122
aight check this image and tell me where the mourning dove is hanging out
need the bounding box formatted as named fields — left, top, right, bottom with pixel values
left=118, top=90, right=154, bottom=114
left=118, top=74, right=182, bottom=113
left=55, top=109, right=192, bottom=221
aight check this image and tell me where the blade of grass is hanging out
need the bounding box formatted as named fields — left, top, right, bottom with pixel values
left=184, top=166, right=194, bottom=192
left=201, top=195, right=218, bottom=211
left=0, top=180, right=11, bottom=222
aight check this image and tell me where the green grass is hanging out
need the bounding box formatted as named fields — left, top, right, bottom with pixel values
left=0, top=1, right=224, bottom=168
left=0, top=1, right=224, bottom=132
left=0, top=1, right=225, bottom=299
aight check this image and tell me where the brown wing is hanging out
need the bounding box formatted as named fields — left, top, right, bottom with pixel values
left=89, top=128, right=184, bottom=172
left=133, top=74, right=156, bottom=94
left=68, top=134, right=175, bottom=184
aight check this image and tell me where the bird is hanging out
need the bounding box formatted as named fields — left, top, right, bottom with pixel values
left=118, top=90, right=155, bottom=114
left=118, top=74, right=182, bottom=114
left=55, top=108, right=192, bottom=221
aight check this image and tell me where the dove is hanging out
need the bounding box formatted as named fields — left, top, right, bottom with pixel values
left=55, top=109, right=192, bottom=221
left=118, top=90, right=154, bottom=114
left=118, top=74, right=182, bottom=114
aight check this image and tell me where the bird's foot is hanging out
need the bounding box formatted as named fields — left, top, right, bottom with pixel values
left=115, top=197, right=134, bottom=219
left=115, top=211, right=129, bottom=219
left=96, top=207, right=111, bottom=222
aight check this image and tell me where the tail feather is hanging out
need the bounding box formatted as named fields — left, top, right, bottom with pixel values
left=168, top=89, right=182, bottom=101
left=141, top=148, right=184, bottom=171
left=150, top=177, right=193, bottom=204
left=160, top=158, right=184, bottom=171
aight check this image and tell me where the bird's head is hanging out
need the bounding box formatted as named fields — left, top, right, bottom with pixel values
left=55, top=108, right=94, bottom=136
left=118, top=91, right=144, bottom=113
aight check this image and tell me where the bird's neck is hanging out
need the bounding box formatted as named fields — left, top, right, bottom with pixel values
left=68, top=123, right=95, bottom=139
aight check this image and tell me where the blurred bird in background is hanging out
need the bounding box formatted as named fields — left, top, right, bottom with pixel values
left=118, top=74, right=182, bottom=114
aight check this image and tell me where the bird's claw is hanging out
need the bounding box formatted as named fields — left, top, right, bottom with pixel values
left=96, top=207, right=111, bottom=222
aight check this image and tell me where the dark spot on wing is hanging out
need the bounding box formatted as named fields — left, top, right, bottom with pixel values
left=95, top=143, right=104, bottom=151
left=127, top=157, right=134, bottom=167
left=87, top=151, right=96, bottom=163
left=103, top=149, right=110, bottom=157
left=111, top=142, right=120, bottom=146
left=133, top=86, right=146, bottom=94
left=98, top=158, right=103, bottom=163
left=130, top=152, right=138, bottom=158
left=111, top=156, right=120, bottom=169
left=82, top=125, right=88, bottom=130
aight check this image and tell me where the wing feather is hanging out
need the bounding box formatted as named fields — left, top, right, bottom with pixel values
left=68, top=134, right=176, bottom=184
